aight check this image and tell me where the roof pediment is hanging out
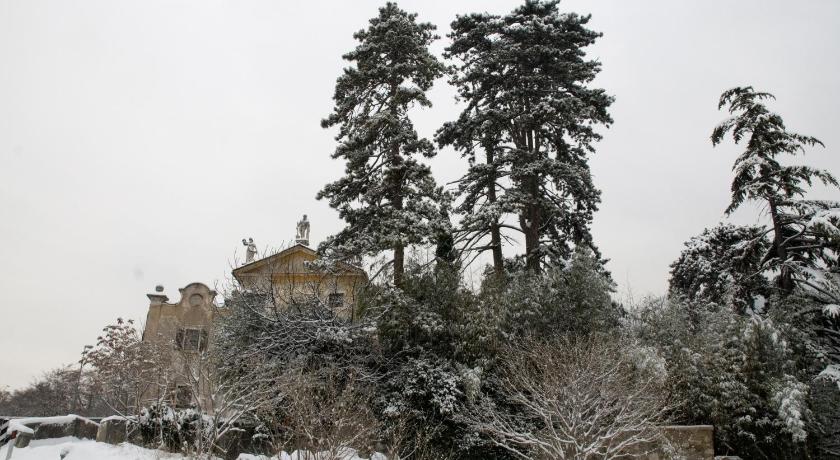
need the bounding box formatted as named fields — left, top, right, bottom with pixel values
left=231, top=244, right=365, bottom=282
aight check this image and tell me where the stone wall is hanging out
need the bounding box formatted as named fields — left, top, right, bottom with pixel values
left=95, top=417, right=142, bottom=445
left=645, top=425, right=715, bottom=460
left=6, top=415, right=99, bottom=448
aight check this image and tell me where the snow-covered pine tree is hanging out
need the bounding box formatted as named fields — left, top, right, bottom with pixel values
left=669, top=223, right=771, bottom=313
left=317, top=3, right=447, bottom=286
left=712, top=86, right=840, bottom=295
left=436, top=50, right=510, bottom=276
left=438, top=0, right=613, bottom=273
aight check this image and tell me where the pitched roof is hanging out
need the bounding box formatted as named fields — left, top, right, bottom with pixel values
left=231, top=244, right=366, bottom=282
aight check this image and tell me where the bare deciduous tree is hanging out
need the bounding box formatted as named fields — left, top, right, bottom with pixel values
left=0, top=366, right=109, bottom=417
left=263, top=365, right=380, bottom=459
left=465, top=335, right=670, bottom=460
left=83, top=318, right=172, bottom=417
left=174, top=344, right=275, bottom=459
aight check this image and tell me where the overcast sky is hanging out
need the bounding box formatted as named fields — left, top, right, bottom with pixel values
left=2, top=0, right=839, bottom=389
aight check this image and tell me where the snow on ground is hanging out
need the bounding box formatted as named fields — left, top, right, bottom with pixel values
left=6, top=437, right=192, bottom=460
left=6, top=437, right=387, bottom=460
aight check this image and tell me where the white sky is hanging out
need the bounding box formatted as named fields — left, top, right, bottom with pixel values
left=1, top=0, right=839, bottom=389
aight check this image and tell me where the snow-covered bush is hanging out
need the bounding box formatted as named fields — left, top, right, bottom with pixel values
left=269, top=366, right=381, bottom=459
left=216, top=280, right=383, bottom=457
left=216, top=288, right=377, bottom=380
left=136, top=403, right=201, bottom=452
left=637, top=298, right=810, bottom=458
left=771, top=376, right=809, bottom=443
left=491, top=248, right=620, bottom=338
left=133, top=401, right=262, bottom=459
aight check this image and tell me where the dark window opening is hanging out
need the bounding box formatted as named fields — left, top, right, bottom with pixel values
left=175, top=328, right=208, bottom=351
left=328, top=292, right=345, bottom=309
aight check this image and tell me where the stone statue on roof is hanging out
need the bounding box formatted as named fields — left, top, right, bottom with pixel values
left=296, top=214, right=310, bottom=246
left=242, top=237, right=257, bottom=264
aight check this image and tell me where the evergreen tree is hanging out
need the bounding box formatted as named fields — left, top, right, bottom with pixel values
left=496, top=248, right=619, bottom=338
left=438, top=0, right=613, bottom=273
left=318, top=2, right=447, bottom=286
left=434, top=206, right=458, bottom=269
left=669, top=223, right=771, bottom=313
left=712, top=86, right=840, bottom=295
left=638, top=299, right=810, bottom=458
left=369, top=260, right=497, bottom=456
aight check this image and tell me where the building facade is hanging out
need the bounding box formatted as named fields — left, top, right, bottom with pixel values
left=141, top=282, right=218, bottom=408
left=140, top=241, right=368, bottom=409
left=231, top=244, right=368, bottom=320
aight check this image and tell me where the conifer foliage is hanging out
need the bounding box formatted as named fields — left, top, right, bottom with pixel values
left=318, top=2, right=448, bottom=286
left=438, top=0, right=613, bottom=273
left=669, top=223, right=770, bottom=313
left=712, top=87, right=840, bottom=294
left=656, top=87, right=840, bottom=458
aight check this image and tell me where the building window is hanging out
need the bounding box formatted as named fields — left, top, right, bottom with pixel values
left=328, top=292, right=345, bottom=309
left=175, top=328, right=208, bottom=352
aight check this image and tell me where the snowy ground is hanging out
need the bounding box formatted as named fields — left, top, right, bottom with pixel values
left=5, top=437, right=385, bottom=460
left=6, top=437, right=190, bottom=460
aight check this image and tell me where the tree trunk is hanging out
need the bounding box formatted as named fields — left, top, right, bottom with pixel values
left=522, top=203, right=541, bottom=273
left=485, top=145, right=504, bottom=276
left=391, top=150, right=405, bottom=286
left=388, top=82, right=405, bottom=288
left=522, top=130, right=541, bottom=273
left=768, top=197, right=793, bottom=295
left=394, top=244, right=404, bottom=287
left=490, top=222, right=504, bottom=276
left=391, top=174, right=405, bottom=286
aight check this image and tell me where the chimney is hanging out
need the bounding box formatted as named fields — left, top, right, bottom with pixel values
left=147, top=284, right=169, bottom=306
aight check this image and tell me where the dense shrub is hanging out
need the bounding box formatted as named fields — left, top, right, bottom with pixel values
left=637, top=298, right=810, bottom=459
left=490, top=249, right=621, bottom=338
left=137, top=403, right=201, bottom=452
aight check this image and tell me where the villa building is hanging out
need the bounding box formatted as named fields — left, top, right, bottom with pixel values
left=140, top=217, right=367, bottom=408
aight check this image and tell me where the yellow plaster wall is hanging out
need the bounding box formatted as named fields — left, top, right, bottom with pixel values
left=233, top=246, right=368, bottom=319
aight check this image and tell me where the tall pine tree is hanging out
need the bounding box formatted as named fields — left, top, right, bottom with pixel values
left=712, top=86, right=839, bottom=295
left=437, top=0, right=613, bottom=273
left=318, top=3, right=447, bottom=286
